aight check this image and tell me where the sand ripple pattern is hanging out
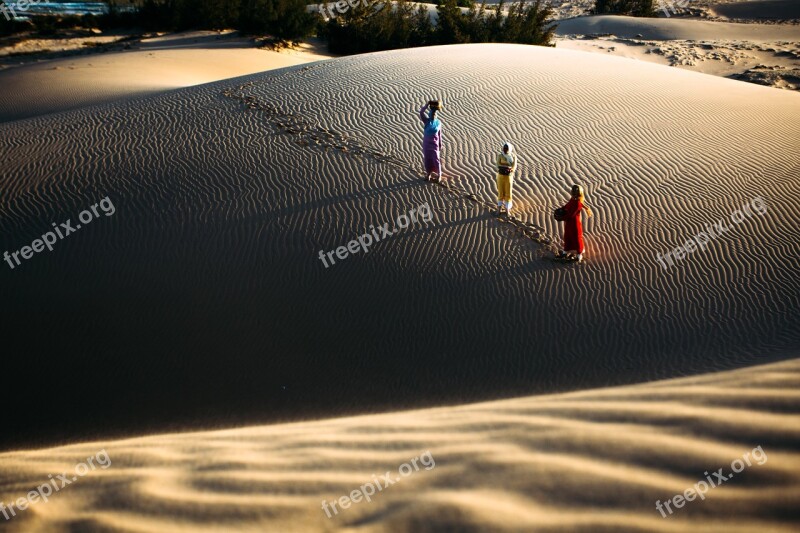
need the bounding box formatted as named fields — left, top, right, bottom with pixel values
left=0, top=44, right=798, bottom=448
left=0, top=359, right=798, bottom=532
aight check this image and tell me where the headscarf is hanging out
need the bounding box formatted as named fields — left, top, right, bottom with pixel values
left=502, top=142, right=515, bottom=166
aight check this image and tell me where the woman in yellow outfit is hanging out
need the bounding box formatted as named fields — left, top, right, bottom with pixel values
left=496, top=142, right=516, bottom=215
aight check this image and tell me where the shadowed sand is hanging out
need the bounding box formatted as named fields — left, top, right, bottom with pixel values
left=708, top=0, right=800, bottom=21
left=0, top=43, right=798, bottom=451
left=0, top=358, right=798, bottom=532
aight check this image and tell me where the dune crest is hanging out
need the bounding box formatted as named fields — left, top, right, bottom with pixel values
left=0, top=359, right=798, bottom=531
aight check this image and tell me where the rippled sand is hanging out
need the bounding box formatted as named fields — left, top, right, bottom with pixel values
left=0, top=42, right=798, bottom=531
left=0, top=359, right=798, bottom=531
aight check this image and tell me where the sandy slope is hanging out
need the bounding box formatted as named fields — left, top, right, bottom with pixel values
left=0, top=358, right=798, bottom=532
left=707, top=0, right=800, bottom=21
left=556, top=36, right=800, bottom=89
left=555, top=14, right=800, bottom=40
left=0, top=44, right=798, bottom=450
left=0, top=31, right=332, bottom=122
left=555, top=15, right=800, bottom=89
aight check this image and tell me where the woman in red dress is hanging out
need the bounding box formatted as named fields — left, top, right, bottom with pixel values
left=558, top=185, right=593, bottom=262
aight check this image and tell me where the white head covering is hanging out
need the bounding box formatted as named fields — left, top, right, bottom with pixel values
left=502, top=142, right=515, bottom=165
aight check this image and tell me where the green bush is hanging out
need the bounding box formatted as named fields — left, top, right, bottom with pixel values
left=592, top=0, right=657, bottom=17
left=239, top=0, right=318, bottom=39
left=435, top=0, right=476, bottom=7
left=324, top=1, right=432, bottom=54
left=0, top=17, right=31, bottom=37
left=121, top=0, right=317, bottom=38
left=325, top=0, right=556, bottom=54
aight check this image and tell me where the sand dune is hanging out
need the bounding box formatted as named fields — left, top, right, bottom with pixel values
left=708, top=0, right=800, bottom=21
left=0, top=43, right=798, bottom=452
left=1, top=17, right=798, bottom=533
left=555, top=15, right=800, bottom=89
left=555, top=14, right=800, bottom=40
left=0, top=358, right=798, bottom=532
left=0, top=31, right=332, bottom=122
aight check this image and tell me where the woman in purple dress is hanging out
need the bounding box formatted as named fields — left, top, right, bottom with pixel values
left=418, top=100, right=443, bottom=182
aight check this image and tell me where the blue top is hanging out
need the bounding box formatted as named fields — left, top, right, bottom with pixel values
left=419, top=105, right=442, bottom=151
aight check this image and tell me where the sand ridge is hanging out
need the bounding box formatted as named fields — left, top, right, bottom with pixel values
left=0, top=358, right=798, bottom=531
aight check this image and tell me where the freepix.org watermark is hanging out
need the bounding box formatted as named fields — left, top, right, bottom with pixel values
left=656, top=196, right=767, bottom=270
left=318, top=202, right=433, bottom=268
left=3, top=196, right=116, bottom=270
left=317, top=0, right=372, bottom=19
left=1, top=0, right=45, bottom=21
left=657, top=0, right=691, bottom=18
left=656, top=445, right=767, bottom=517
left=1, top=449, right=111, bottom=521
left=321, top=451, right=435, bottom=518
